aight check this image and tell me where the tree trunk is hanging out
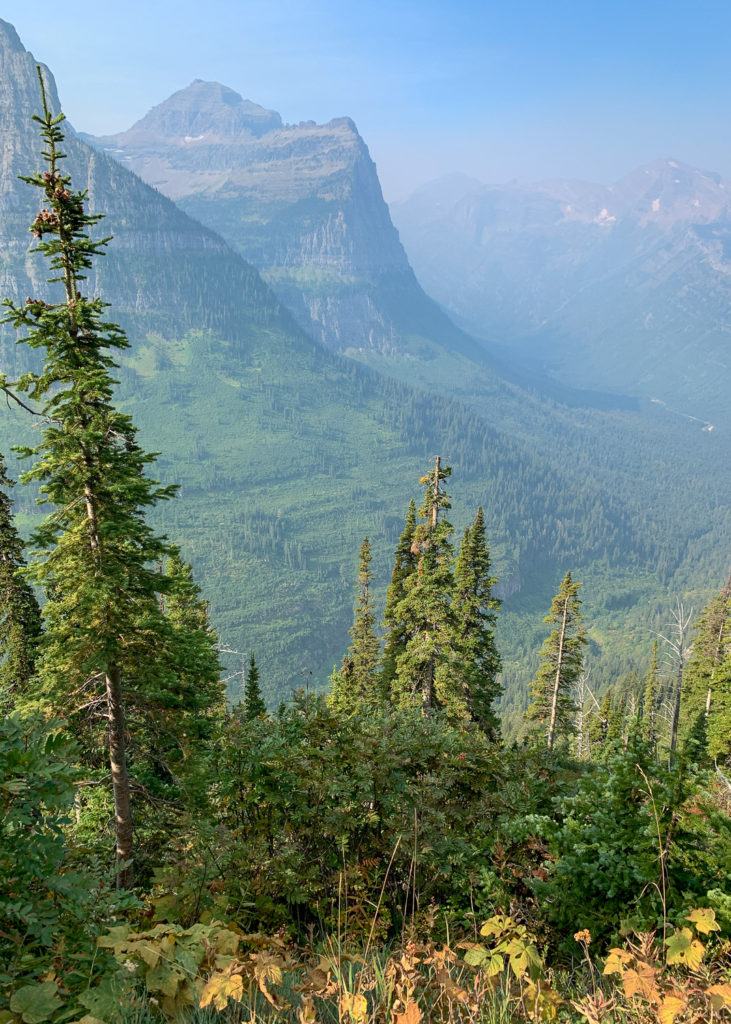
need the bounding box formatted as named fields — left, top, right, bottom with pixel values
left=431, top=456, right=441, bottom=529
left=106, top=664, right=134, bottom=888
left=547, top=599, right=569, bottom=751
left=421, top=657, right=434, bottom=717
left=669, top=658, right=683, bottom=753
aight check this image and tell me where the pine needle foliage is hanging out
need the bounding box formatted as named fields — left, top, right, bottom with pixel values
left=161, top=546, right=224, bottom=724
left=525, top=570, right=586, bottom=749
left=243, top=650, right=267, bottom=720
left=0, top=454, right=42, bottom=709
left=392, top=458, right=456, bottom=715
left=381, top=499, right=417, bottom=690
left=682, top=575, right=731, bottom=761
left=329, top=537, right=383, bottom=714
left=451, top=506, right=502, bottom=735
left=0, top=71, right=212, bottom=885
left=642, top=638, right=661, bottom=753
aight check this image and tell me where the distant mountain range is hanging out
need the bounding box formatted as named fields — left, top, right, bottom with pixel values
left=391, top=163, right=731, bottom=426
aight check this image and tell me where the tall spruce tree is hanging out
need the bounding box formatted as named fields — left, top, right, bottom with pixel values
left=159, top=548, right=225, bottom=750
left=0, top=454, right=42, bottom=708
left=450, top=507, right=502, bottom=735
left=525, top=571, right=586, bottom=749
left=381, top=500, right=417, bottom=691
left=642, top=639, right=661, bottom=755
left=243, top=651, right=267, bottom=720
left=681, top=577, right=731, bottom=761
left=392, top=458, right=456, bottom=715
left=1, top=72, right=207, bottom=886
left=330, top=537, right=382, bottom=714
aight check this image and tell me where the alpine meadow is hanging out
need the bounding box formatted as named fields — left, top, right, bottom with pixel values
left=0, top=12, right=729, bottom=1024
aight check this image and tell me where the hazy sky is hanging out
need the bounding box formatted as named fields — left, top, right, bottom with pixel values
left=3, top=0, right=731, bottom=199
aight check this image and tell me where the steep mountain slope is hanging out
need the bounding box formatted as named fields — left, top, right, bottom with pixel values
left=0, top=19, right=674, bottom=711
left=391, top=165, right=731, bottom=425
left=88, top=81, right=480, bottom=361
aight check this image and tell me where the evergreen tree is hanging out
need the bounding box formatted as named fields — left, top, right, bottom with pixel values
left=381, top=500, right=417, bottom=690
left=244, top=651, right=266, bottom=720
left=642, top=639, right=661, bottom=754
left=1, top=73, right=211, bottom=885
left=682, top=576, right=731, bottom=762
left=525, top=571, right=586, bottom=749
left=330, top=537, right=382, bottom=714
left=0, top=454, right=42, bottom=707
left=392, top=458, right=456, bottom=715
left=606, top=692, right=626, bottom=745
left=159, top=547, right=225, bottom=745
left=588, top=688, right=612, bottom=757
left=450, top=507, right=502, bottom=735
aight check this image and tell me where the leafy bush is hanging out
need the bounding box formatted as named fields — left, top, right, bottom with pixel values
left=159, top=694, right=502, bottom=936
left=0, top=713, right=125, bottom=1018
left=534, top=738, right=731, bottom=948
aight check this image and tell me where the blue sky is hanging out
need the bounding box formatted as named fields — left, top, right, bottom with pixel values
left=3, top=0, right=731, bottom=199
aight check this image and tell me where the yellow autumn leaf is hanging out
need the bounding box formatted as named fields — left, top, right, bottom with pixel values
left=486, top=952, right=504, bottom=977
left=685, top=907, right=721, bottom=934
left=665, top=927, right=704, bottom=970
left=199, top=972, right=244, bottom=1011
left=708, top=983, right=731, bottom=1010
left=213, top=927, right=241, bottom=955
left=339, top=992, right=368, bottom=1024
left=621, top=964, right=658, bottom=1002
left=603, top=948, right=632, bottom=976
left=392, top=999, right=423, bottom=1024
left=524, top=979, right=562, bottom=1022
left=295, top=965, right=332, bottom=995
left=434, top=967, right=475, bottom=1009
left=657, top=993, right=686, bottom=1024
left=480, top=915, right=512, bottom=937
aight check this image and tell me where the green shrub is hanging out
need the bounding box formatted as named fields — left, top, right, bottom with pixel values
left=0, top=713, right=126, bottom=1016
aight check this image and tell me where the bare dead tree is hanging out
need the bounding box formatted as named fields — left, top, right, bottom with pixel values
left=574, top=671, right=598, bottom=759
left=656, top=601, right=694, bottom=757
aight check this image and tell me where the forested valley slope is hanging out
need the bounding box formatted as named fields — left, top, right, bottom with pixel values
left=1, top=20, right=729, bottom=718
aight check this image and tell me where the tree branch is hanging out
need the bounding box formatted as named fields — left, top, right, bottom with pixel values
left=1, top=384, right=43, bottom=417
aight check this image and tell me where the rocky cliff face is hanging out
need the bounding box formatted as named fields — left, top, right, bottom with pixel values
left=88, top=81, right=472, bottom=357
left=0, top=24, right=281, bottom=379
left=391, top=163, right=731, bottom=423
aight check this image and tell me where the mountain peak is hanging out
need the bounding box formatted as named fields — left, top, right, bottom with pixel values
left=102, top=80, right=283, bottom=146
left=610, top=157, right=729, bottom=224
left=0, top=18, right=25, bottom=53
left=0, top=20, right=63, bottom=151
